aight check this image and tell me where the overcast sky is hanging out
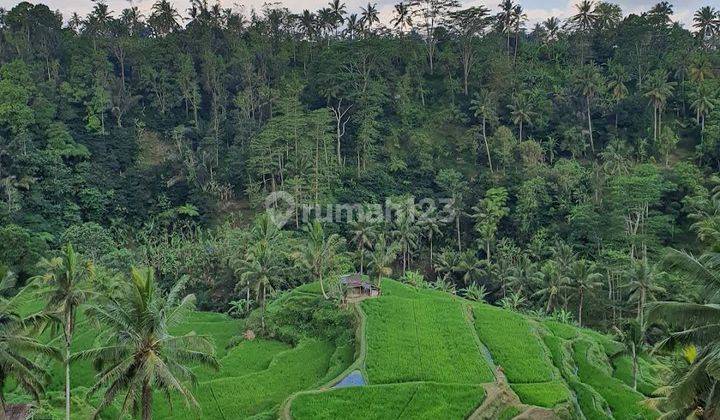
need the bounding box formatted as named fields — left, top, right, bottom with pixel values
left=0, top=0, right=706, bottom=28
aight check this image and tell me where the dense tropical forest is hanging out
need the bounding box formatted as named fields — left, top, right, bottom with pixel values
left=1, top=0, right=720, bottom=418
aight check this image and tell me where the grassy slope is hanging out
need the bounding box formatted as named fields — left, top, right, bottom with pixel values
left=362, top=293, right=494, bottom=384
left=291, top=382, right=485, bottom=420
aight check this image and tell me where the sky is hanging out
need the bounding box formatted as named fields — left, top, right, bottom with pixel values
left=0, top=0, right=706, bottom=28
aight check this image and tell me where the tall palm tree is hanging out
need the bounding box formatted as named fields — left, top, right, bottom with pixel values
left=237, top=240, right=283, bottom=331
left=368, top=235, right=400, bottom=292
left=643, top=71, right=676, bottom=144
left=149, top=0, right=182, bottom=36
left=345, top=13, right=360, bottom=39
left=648, top=247, right=720, bottom=417
left=613, top=319, right=645, bottom=391
left=533, top=261, right=569, bottom=313
left=360, top=2, right=380, bottom=34
left=569, top=0, right=598, bottom=63
left=456, top=250, right=485, bottom=286
left=433, top=248, right=461, bottom=283
left=607, top=60, right=629, bottom=131
left=508, top=93, right=536, bottom=142
left=76, top=268, right=218, bottom=420
left=470, top=90, right=498, bottom=172
left=349, top=217, right=376, bottom=275
left=496, top=0, right=516, bottom=57
left=568, top=259, right=603, bottom=326
left=296, top=220, right=345, bottom=299
left=573, top=63, right=604, bottom=154
left=624, top=259, right=666, bottom=325
left=36, top=244, right=93, bottom=420
left=693, top=6, right=720, bottom=49
left=391, top=2, right=413, bottom=35
left=0, top=272, right=61, bottom=415
left=328, top=0, right=347, bottom=37
left=690, top=83, right=717, bottom=132
left=511, top=4, right=526, bottom=62
left=393, top=216, right=419, bottom=275
left=299, top=10, right=316, bottom=40
left=543, top=17, right=561, bottom=43
left=418, top=210, right=443, bottom=263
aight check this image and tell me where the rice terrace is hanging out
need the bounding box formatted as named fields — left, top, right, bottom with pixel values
left=1, top=0, right=719, bottom=419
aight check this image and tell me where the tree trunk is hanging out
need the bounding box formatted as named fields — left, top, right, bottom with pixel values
left=631, top=344, right=638, bottom=391
left=483, top=118, right=493, bottom=173
left=519, top=121, right=523, bottom=142
left=142, top=380, right=152, bottom=420
left=586, top=96, right=595, bottom=154
left=359, top=244, right=365, bottom=275
left=64, top=312, right=73, bottom=420
left=456, top=214, right=461, bottom=252
left=486, top=241, right=491, bottom=263
left=319, top=270, right=328, bottom=299
left=429, top=234, right=434, bottom=264
left=578, top=290, right=584, bottom=327
left=261, top=284, right=266, bottom=330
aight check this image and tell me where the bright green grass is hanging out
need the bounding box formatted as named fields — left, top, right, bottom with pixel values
left=291, top=382, right=485, bottom=419
left=362, top=296, right=493, bottom=384
left=511, top=381, right=572, bottom=408
left=612, top=355, right=661, bottom=397
left=473, top=304, right=556, bottom=383
left=573, top=340, right=658, bottom=419
left=571, top=381, right=612, bottom=420
left=153, top=339, right=337, bottom=419
left=380, top=279, right=454, bottom=301
left=203, top=338, right=290, bottom=380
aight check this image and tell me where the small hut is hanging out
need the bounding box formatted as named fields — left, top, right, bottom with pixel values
left=340, top=273, right=379, bottom=299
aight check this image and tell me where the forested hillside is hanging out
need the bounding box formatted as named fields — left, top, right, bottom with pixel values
left=1, top=0, right=720, bottom=418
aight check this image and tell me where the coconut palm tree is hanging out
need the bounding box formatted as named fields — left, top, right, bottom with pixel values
left=391, top=1, right=413, bottom=35
left=299, top=10, right=316, bottom=40
left=647, top=247, right=720, bottom=417
left=35, top=244, right=93, bottom=420
left=456, top=250, right=485, bottom=286
left=237, top=239, right=283, bottom=331
left=496, top=0, right=516, bottom=57
left=607, top=60, right=629, bottom=131
left=624, top=259, right=666, bottom=325
left=533, top=261, right=569, bottom=313
left=568, top=259, right=604, bottom=326
left=349, top=217, right=377, bottom=275
left=573, top=63, right=604, bottom=154
left=328, top=0, right=347, bottom=37
left=643, top=71, right=676, bottom=144
left=613, top=319, right=645, bottom=391
left=368, top=235, right=400, bottom=292
left=570, top=0, right=598, bottom=62
left=393, top=216, right=419, bottom=275
left=694, top=6, right=720, bottom=49
left=296, top=220, right=346, bottom=299
left=76, top=268, right=218, bottom=420
left=433, top=248, right=460, bottom=283
left=418, top=208, right=444, bottom=263
left=345, top=13, right=360, bottom=39
left=543, top=17, right=561, bottom=43
left=0, top=271, right=61, bottom=415
left=360, top=2, right=380, bottom=33
left=690, top=83, right=717, bottom=132
left=470, top=90, right=498, bottom=172
left=508, top=92, right=536, bottom=142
